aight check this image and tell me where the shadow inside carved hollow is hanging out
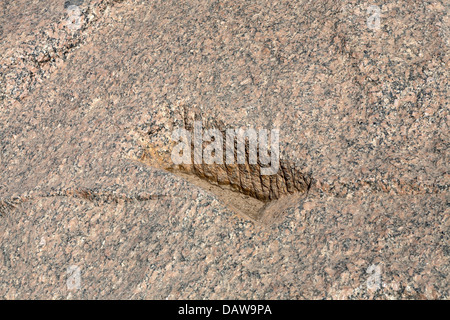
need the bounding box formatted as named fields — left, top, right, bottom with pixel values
left=137, top=110, right=312, bottom=224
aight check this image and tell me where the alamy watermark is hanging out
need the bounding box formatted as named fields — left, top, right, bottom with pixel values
left=366, top=264, right=382, bottom=291
left=171, top=121, right=280, bottom=175
left=342, top=4, right=381, bottom=31
left=367, top=5, right=381, bottom=31
left=66, top=265, right=81, bottom=290
left=65, top=4, right=82, bottom=32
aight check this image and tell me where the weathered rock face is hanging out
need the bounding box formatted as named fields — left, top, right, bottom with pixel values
left=0, top=0, right=448, bottom=299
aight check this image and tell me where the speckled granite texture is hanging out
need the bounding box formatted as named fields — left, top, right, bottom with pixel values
left=0, top=0, right=449, bottom=299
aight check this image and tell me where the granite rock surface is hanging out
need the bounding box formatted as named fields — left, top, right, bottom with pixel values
left=0, top=0, right=448, bottom=299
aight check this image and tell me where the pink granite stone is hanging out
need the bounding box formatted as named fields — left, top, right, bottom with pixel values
left=0, top=0, right=448, bottom=299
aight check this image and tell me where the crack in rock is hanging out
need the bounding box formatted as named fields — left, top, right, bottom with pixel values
left=0, top=188, right=168, bottom=217
left=0, top=0, right=125, bottom=103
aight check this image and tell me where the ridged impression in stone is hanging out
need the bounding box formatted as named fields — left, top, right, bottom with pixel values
left=134, top=105, right=312, bottom=222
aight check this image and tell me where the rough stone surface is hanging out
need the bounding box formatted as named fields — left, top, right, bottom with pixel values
left=0, top=0, right=448, bottom=299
